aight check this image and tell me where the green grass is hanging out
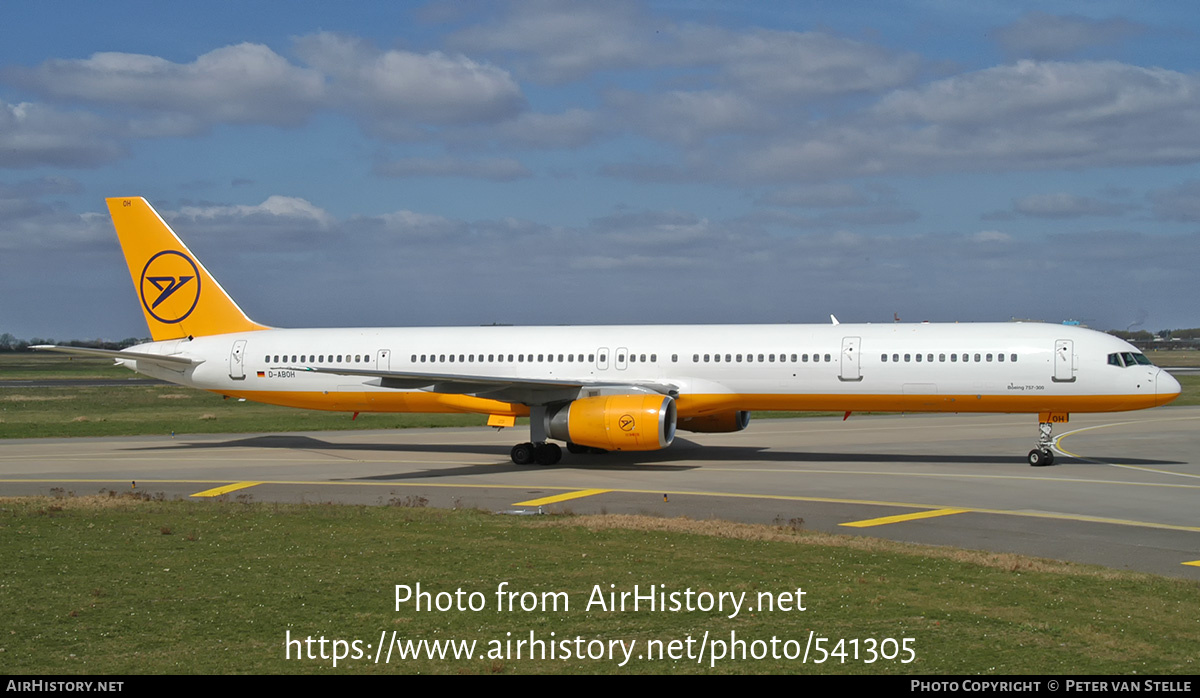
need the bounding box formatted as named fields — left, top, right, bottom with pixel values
left=0, top=353, right=128, bottom=381
left=1146, top=349, right=1200, bottom=367
left=0, top=385, right=488, bottom=438
left=1, top=495, right=1197, bottom=674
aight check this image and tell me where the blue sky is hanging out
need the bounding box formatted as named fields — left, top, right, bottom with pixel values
left=2, top=1, right=1198, bottom=340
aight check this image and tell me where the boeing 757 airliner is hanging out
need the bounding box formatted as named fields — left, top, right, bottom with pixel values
left=36, top=198, right=1181, bottom=466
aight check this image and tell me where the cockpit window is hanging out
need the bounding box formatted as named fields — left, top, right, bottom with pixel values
left=1109, top=352, right=1153, bottom=368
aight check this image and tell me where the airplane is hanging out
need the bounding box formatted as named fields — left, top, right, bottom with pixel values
left=35, top=197, right=1181, bottom=467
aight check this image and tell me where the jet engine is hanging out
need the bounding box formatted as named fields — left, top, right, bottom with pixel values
left=677, top=410, right=751, bottom=433
left=545, top=394, right=676, bottom=451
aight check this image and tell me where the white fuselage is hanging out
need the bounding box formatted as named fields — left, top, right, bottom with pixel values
left=119, top=321, right=1179, bottom=418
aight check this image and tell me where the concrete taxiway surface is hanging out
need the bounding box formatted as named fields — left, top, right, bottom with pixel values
left=2, top=408, right=1198, bottom=578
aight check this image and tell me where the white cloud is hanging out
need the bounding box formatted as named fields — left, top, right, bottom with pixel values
left=294, top=32, right=524, bottom=130
left=995, top=12, right=1146, bottom=60
left=717, top=60, right=1200, bottom=183
left=172, top=196, right=334, bottom=227
left=6, top=44, right=326, bottom=130
left=449, top=0, right=653, bottom=83
left=0, top=100, right=124, bottom=168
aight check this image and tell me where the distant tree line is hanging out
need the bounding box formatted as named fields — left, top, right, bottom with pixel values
left=0, top=333, right=148, bottom=352
left=1107, top=328, right=1200, bottom=347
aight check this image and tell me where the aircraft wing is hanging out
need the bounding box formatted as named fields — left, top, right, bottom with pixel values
left=32, top=345, right=205, bottom=367
left=282, top=364, right=678, bottom=402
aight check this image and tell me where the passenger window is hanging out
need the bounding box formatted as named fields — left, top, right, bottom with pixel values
left=881, top=354, right=888, bottom=362
left=693, top=354, right=699, bottom=362
left=927, top=354, right=933, bottom=362
left=892, top=354, right=899, bottom=362
left=997, top=353, right=1004, bottom=362
left=802, top=354, right=808, bottom=363
left=1011, top=354, right=1017, bottom=362
left=974, top=354, right=981, bottom=362
left=951, top=354, right=957, bottom=362
left=736, top=354, right=743, bottom=363
left=714, top=354, right=721, bottom=363
left=769, top=354, right=776, bottom=362
left=641, top=354, right=647, bottom=362
left=790, top=354, right=797, bottom=362
left=939, top=354, right=945, bottom=362
left=904, top=354, right=911, bottom=362
left=916, top=354, right=922, bottom=362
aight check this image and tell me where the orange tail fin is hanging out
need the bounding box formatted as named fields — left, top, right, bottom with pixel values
left=107, top=197, right=268, bottom=340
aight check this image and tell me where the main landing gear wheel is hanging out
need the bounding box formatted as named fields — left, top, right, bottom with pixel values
left=511, top=442, right=535, bottom=465
left=535, top=442, right=562, bottom=466
left=510, top=442, right=562, bottom=466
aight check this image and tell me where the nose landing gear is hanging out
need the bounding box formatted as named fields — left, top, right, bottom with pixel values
left=1028, top=420, right=1056, bottom=466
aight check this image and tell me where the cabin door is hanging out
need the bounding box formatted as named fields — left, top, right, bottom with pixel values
left=229, top=339, right=247, bottom=380
left=839, top=336, right=862, bottom=382
left=1053, top=339, right=1075, bottom=382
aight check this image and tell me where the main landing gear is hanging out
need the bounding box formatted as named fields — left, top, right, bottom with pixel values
left=510, top=441, right=562, bottom=466
left=1027, top=420, right=1056, bottom=466
left=509, top=405, right=562, bottom=466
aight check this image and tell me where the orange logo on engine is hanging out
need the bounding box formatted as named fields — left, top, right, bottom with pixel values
left=618, top=414, right=635, bottom=431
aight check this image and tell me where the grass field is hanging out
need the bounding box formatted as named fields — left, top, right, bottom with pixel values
left=2, top=352, right=1197, bottom=438
left=2, top=494, right=1197, bottom=675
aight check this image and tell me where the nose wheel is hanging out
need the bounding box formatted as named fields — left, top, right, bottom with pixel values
left=1027, top=448, right=1054, bottom=466
left=1028, top=420, right=1056, bottom=466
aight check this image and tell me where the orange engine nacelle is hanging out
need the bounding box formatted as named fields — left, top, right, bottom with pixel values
left=545, top=394, right=677, bottom=451
left=678, top=410, right=750, bottom=434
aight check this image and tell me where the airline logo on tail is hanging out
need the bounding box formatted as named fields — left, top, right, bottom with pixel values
left=139, top=250, right=201, bottom=324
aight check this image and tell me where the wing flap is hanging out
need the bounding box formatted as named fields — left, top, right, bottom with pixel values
left=287, top=364, right=677, bottom=398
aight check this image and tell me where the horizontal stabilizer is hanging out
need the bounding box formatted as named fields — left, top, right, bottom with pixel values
left=32, top=345, right=204, bottom=367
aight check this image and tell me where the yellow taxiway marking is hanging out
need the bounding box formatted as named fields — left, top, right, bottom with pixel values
left=190, top=482, right=263, bottom=498
left=1184, top=560, right=1200, bottom=568
left=840, top=508, right=971, bottom=528
left=513, top=489, right=611, bottom=506
left=1055, top=416, right=1200, bottom=481
left=4, top=478, right=1200, bottom=534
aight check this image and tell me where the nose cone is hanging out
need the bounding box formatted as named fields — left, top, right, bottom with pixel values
left=1156, top=369, right=1182, bottom=406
